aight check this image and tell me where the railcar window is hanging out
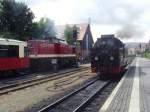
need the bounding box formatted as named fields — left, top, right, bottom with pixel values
left=8, top=46, right=19, bottom=57
left=24, top=47, right=28, bottom=57
left=0, top=45, right=19, bottom=58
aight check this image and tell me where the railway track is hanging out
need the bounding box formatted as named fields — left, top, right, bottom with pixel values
left=0, top=67, right=90, bottom=95
left=38, top=79, right=110, bottom=112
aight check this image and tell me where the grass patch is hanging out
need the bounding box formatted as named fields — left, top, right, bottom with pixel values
left=144, top=52, right=150, bottom=59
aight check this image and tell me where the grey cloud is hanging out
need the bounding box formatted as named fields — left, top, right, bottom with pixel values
left=116, top=24, right=145, bottom=39
left=17, top=0, right=148, bottom=39
left=72, top=0, right=143, bottom=25
left=17, top=0, right=52, bottom=6
left=18, top=0, right=146, bottom=25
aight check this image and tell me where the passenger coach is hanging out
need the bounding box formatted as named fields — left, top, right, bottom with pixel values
left=0, top=38, right=29, bottom=74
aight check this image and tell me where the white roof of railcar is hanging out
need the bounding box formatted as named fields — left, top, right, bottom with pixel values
left=0, top=38, right=27, bottom=46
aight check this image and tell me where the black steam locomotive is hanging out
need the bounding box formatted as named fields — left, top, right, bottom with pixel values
left=91, top=34, right=127, bottom=77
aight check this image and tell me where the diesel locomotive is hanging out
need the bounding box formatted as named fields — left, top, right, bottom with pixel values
left=28, top=39, right=78, bottom=72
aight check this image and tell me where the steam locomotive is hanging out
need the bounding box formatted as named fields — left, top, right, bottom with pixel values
left=91, top=34, right=127, bottom=77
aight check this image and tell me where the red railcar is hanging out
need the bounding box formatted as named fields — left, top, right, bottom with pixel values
left=28, top=39, right=78, bottom=72
left=28, top=40, right=76, bottom=57
left=0, top=38, right=30, bottom=73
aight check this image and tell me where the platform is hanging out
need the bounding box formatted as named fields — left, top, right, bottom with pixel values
left=99, top=57, right=150, bottom=112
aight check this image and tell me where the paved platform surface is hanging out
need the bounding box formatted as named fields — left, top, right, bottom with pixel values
left=100, top=57, right=150, bottom=112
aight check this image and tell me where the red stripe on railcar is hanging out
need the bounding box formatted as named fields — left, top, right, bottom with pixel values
left=28, top=40, right=75, bottom=55
left=111, top=66, right=121, bottom=74
left=0, top=58, right=29, bottom=71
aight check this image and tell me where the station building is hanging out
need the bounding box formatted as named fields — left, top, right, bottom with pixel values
left=56, top=23, right=94, bottom=62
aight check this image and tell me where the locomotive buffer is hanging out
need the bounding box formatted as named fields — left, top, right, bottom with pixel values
left=100, top=57, right=150, bottom=112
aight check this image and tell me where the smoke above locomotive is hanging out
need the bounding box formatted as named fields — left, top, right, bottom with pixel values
left=116, top=24, right=145, bottom=39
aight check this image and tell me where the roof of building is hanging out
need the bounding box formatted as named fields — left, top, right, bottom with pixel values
left=56, top=23, right=89, bottom=41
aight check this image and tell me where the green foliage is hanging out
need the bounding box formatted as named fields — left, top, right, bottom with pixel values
left=76, top=41, right=80, bottom=47
left=29, top=18, right=56, bottom=39
left=0, top=0, right=34, bottom=40
left=144, top=51, right=150, bottom=59
left=64, top=25, right=74, bottom=45
left=29, top=22, right=41, bottom=39
left=0, top=32, right=13, bottom=39
left=38, top=17, right=56, bottom=38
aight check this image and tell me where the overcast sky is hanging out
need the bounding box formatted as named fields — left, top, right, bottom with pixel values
left=17, top=0, right=150, bottom=42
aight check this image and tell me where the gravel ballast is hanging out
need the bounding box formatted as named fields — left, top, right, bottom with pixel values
left=0, top=69, right=96, bottom=112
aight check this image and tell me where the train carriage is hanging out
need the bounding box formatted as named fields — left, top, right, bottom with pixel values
left=0, top=38, right=30, bottom=73
left=0, top=38, right=79, bottom=74
left=91, top=35, right=127, bottom=77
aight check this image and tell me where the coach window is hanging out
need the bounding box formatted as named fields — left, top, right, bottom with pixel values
left=0, top=45, right=19, bottom=57
left=0, top=45, right=8, bottom=57
left=8, top=45, right=19, bottom=57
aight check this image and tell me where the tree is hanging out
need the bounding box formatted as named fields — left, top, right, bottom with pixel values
left=38, top=17, right=56, bottom=38
left=29, top=22, right=41, bottom=39
left=24, top=18, right=56, bottom=39
left=64, top=25, right=74, bottom=45
left=0, top=0, right=34, bottom=40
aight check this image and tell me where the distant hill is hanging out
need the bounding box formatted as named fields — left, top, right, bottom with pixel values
left=125, top=42, right=147, bottom=48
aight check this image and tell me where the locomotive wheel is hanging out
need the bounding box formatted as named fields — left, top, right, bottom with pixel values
left=99, top=74, right=107, bottom=80
left=97, top=72, right=103, bottom=79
